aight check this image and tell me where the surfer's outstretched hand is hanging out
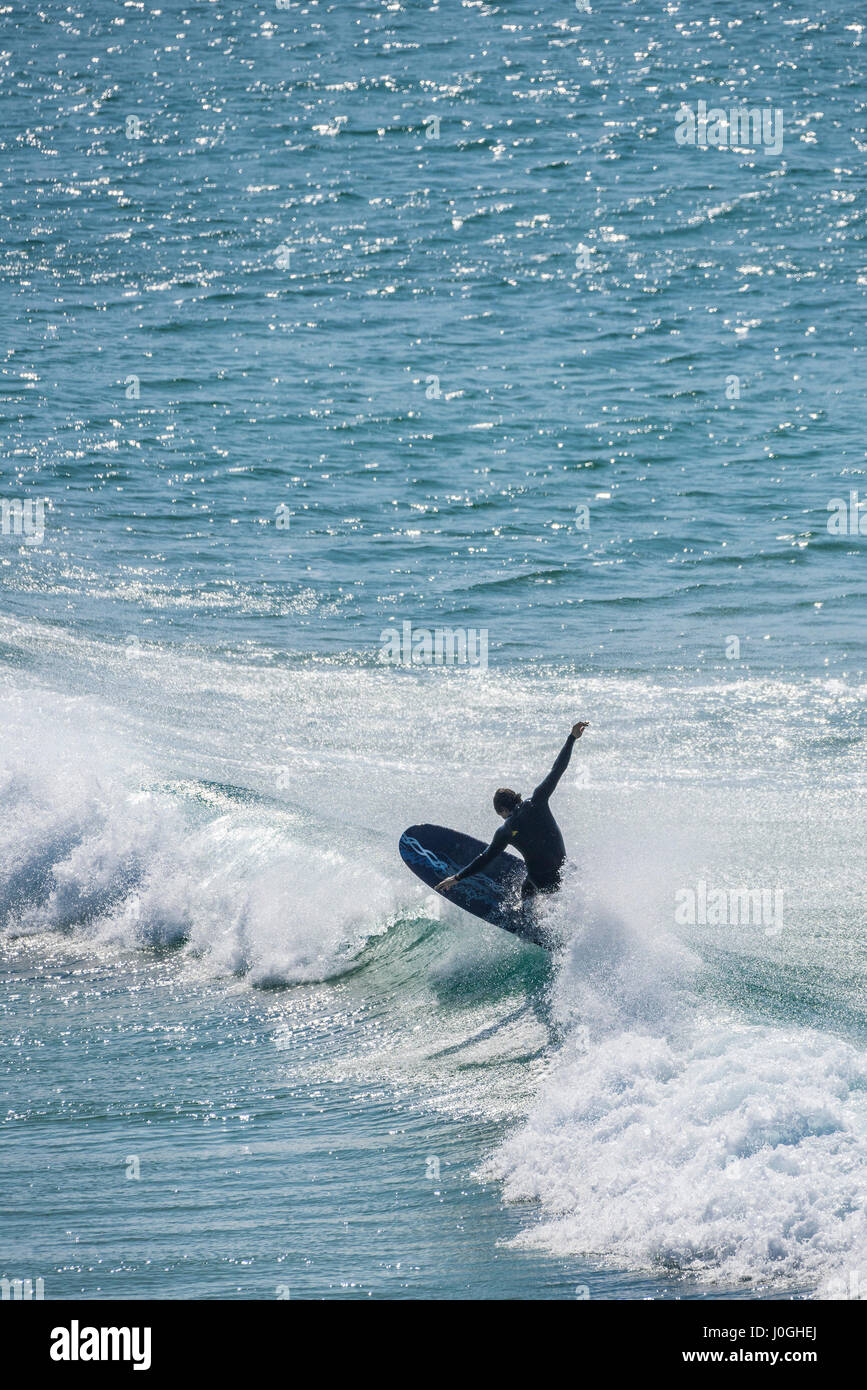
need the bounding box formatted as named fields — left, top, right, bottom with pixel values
left=572, top=721, right=590, bottom=738
left=436, top=876, right=458, bottom=892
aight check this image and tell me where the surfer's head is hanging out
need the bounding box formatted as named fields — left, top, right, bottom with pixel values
left=493, top=788, right=522, bottom=819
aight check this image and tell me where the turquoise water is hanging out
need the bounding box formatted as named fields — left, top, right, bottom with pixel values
left=1, top=0, right=866, bottom=1300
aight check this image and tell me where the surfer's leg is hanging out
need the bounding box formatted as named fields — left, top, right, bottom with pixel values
left=522, top=871, right=561, bottom=902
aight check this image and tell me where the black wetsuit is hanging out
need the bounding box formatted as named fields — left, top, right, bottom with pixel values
left=454, top=734, right=576, bottom=897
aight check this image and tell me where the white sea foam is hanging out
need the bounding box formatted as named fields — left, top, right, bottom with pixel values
left=488, top=876, right=867, bottom=1295
left=0, top=686, right=395, bottom=983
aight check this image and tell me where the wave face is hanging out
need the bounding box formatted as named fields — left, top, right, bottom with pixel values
left=0, top=675, right=397, bottom=986
left=1, top=625, right=865, bottom=1297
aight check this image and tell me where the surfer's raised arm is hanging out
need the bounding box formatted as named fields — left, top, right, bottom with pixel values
left=531, top=721, right=589, bottom=804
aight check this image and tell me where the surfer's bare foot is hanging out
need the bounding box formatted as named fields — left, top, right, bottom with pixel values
left=436, top=876, right=458, bottom=892
left=572, top=721, right=589, bottom=738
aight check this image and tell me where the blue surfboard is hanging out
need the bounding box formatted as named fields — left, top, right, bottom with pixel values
left=399, top=823, right=551, bottom=948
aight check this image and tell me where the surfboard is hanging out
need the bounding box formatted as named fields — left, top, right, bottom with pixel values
left=399, top=823, right=551, bottom=948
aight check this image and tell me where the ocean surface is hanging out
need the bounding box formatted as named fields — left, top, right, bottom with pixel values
left=1, top=0, right=866, bottom=1300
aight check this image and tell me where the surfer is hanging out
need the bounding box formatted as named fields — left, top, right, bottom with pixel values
left=435, top=722, right=589, bottom=901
